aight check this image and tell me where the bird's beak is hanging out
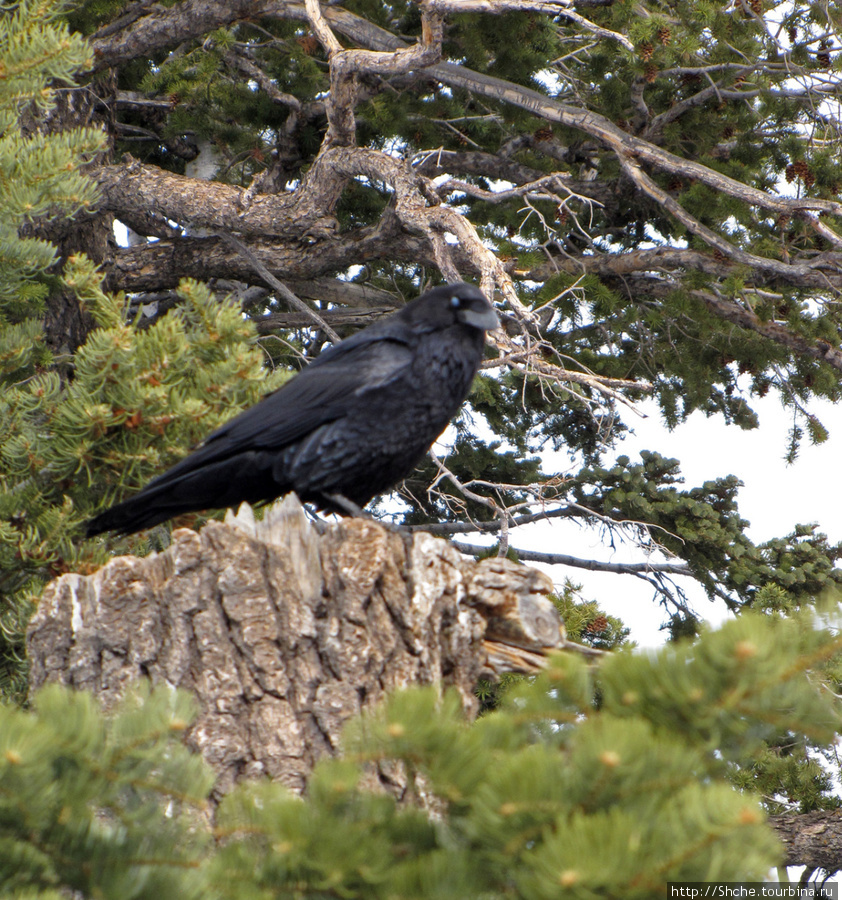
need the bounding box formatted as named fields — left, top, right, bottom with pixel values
left=460, top=306, right=500, bottom=331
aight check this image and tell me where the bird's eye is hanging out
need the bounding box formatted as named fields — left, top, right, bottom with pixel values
left=450, top=295, right=461, bottom=308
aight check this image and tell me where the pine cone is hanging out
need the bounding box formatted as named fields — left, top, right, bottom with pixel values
left=749, top=0, right=762, bottom=15
left=817, top=42, right=831, bottom=68
left=296, top=35, right=319, bottom=55
left=644, top=62, right=658, bottom=83
left=657, top=26, right=671, bottom=46
left=586, top=615, right=609, bottom=635
left=786, top=160, right=811, bottom=184
left=533, top=126, right=553, bottom=142
left=640, top=42, right=654, bottom=62
left=788, top=25, right=797, bottom=43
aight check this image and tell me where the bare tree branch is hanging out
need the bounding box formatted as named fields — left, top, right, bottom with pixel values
left=90, top=0, right=276, bottom=71
left=453, top=541, right=695, bottom=576
left=254, top=306, right=396, bottom=334
left=98, top=155, right=338, bottom=238
left=223, top=46, right=302, bottom=111
left=219, top=232, right=341, bottom=342
left=426, top=0, right=634, bottom=49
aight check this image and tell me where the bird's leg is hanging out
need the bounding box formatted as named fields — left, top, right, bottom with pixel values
left=302, top=504, right=329, bottom=534
left=324, top=492, right=371, bottom=519
left=323, top=493, right=405, bottom=534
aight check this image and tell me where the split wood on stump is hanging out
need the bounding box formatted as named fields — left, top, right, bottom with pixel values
left=27, top=495, right=563, bottom=794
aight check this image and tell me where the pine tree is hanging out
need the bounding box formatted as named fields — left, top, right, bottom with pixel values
left=0, top=682, right=213, bottom=899
left=0, top=0, right=104, bottom=695
left=2, top=0, right=842, bottom=888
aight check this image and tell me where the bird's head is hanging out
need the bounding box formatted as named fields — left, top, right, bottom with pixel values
left=407, top=283, right=499, bottom=333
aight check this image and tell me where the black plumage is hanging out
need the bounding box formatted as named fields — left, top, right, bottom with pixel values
left=86, top=283, right=498, bottom=536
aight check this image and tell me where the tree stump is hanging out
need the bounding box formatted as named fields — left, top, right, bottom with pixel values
left=27, top=496, right=562, bottom=794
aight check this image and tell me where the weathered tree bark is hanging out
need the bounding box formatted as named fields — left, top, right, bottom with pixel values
left=26, top=497, right=562, bottom=795
left=771, top=810, right=842, bottom=878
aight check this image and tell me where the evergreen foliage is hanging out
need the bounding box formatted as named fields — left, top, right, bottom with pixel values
left=0, top=269, right=284, bottom=697
left=0, top=0, right=102, bottom=320
left=0, top=682, right=212, bottom=899
left=4, top=610, right=840, bottom=898
left=2, top=0, right=842, bottom=890
left=572, top=453, right=842, bottom=606
left=0, top=0, right=104, bottom=697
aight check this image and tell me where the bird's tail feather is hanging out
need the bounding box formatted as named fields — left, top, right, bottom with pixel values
left=86, top=451, right=284, bottom=537
left=85, top=482, right=204, bottom=536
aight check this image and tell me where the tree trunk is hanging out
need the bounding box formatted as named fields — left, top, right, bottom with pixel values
left=25, top=80, right=116, bottom=357
left=26, top=496, right=562, bottom=795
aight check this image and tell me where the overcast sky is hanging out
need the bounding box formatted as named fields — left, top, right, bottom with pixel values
left=525, top=394, right=842, bottom=647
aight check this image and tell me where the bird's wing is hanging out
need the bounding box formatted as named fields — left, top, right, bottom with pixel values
left=234, top=335, right=414, bottom=448
left=143, top=334, right=415, bottom=488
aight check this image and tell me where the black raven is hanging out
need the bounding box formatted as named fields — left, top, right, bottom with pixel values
left=86, top=282, right=498, bottom=536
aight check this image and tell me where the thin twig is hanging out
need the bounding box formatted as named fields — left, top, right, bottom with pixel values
left=219, top=233, right=341, bottom=342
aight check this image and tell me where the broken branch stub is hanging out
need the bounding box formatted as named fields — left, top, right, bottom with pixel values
left=27, top=495, right=563, bottom=793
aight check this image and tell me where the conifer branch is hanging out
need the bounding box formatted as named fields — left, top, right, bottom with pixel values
left=223, top=47, right=302, bottom=111
left=426, top=0, right=635, bottom=50
left=689, top=288, right=842, bottom=375
left=617, top=155, right=838, bottom=284
left=321, top=4, right=842, bottom=221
